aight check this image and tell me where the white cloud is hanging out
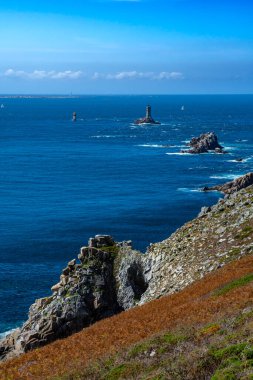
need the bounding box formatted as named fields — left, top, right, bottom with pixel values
left=92, top=72, right=105, bottom=80
left=106, top=71, right=153, bottom=80
left=3, top=69, right=183, bottom=82
left=92, top=70, right=184, bottom=80
left=155, top=71, right=184, bottom=80
left=3, top=69, right=83, bottom=80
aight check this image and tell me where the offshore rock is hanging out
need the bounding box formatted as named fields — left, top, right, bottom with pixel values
left=134, top=105, right=160, bottom=125
left=203, top=172, right=253, bottom=194
left=182, top=132, right=224, bottom=154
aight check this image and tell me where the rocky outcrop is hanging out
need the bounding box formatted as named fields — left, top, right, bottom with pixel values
left=0, top=236, right=123, bottom=360
left=0, top=236, right=147, bottom=361
left=203, top=172, right=253, bottom=194
left=182, top=132, right=224, bottom=154
left=1, top=185, right=253, bottom=361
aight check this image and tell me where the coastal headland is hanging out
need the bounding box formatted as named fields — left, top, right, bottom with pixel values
left=1, top=173, right=253, bottom=366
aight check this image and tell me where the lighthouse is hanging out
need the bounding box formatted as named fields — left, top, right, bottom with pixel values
left=146, top=105, right=152, bottom=120
left=134, top=105, right=160, bottom=125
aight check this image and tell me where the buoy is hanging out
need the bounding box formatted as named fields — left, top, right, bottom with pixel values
left=72, top=112, right=77, bottom=122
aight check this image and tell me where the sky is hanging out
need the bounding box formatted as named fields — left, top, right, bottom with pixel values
left=0, top=0, right=252, bottom=94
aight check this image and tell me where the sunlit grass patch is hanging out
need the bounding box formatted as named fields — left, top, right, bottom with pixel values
left=213, top=273, right=253, bottom=296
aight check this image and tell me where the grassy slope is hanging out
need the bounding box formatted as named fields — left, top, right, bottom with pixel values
left=1, top=254, right=253, bottom=380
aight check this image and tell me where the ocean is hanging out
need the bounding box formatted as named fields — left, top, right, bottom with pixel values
left=0, top=94, right=252, bottom=336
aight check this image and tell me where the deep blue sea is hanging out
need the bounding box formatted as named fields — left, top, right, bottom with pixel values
left=0, top=94, right=252, bottom=336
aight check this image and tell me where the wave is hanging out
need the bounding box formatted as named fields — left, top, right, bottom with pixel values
left=91, top=135, right=136, bottom=139
left=137, top=144, right=171, bottom=148
left=177, top=187, right=201, bottom=193
left=166, top=152, right=192, bottom=156
left=181, top=140, right=190, bottom=144
left=223, top=146, right=238, bottom=151
left=91, top=135, right=117, bottom=139
left=227, top=156, right=253, bottom=163
left=0, top=328, right=17, bottom=339
left=210, top=174, right=243, bottom=180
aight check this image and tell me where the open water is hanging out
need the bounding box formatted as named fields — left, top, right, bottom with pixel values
left=0, top=94, right=252, bottom=335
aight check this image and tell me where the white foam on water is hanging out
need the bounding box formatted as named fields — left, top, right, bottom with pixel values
left=223, top=146, right=238, bottom=151
left=91, top=135, right=117, bottom=138
left=0, top=328, right=17, bottom=339
left=227, top=156, right=253, bottom=163
left=210, top=174, right=243, bottom=180
left=137, top=144, right=169, bottom=148
left=91, top=135, right=136, bottom=139
left=166, top=152, right=192, bottom=156
left=177, top=188, right=201, bottom=193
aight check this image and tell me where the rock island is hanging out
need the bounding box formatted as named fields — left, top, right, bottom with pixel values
left=134, top=105, right=161, bottom=125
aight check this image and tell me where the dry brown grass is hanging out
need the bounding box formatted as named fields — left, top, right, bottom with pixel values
left=1, top=254, right=253, bottom=380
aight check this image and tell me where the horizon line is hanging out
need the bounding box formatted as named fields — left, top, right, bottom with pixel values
left=0, top=93, right=253, bottom=98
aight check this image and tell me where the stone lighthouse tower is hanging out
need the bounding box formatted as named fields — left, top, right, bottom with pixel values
left=146, top=105, right=152, bottom=120
left=134, top=105, right=160, bottom=125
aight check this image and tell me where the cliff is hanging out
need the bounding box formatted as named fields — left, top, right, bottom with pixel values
left=1, top=176, right=253, bottom=362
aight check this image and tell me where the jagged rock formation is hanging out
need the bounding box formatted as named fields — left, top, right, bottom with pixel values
left=203, top=172, right=253, bottom=194
left=0, top=236, right=123, bottom=360
left=1, top=185, right=253, bottom=361
left=182, top=132, right=224, bottom=154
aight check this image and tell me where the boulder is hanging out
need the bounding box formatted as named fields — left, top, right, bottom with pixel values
left=182, top=132, right=224, bottom=154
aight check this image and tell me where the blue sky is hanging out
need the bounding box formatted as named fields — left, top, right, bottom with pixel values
left=0, top=0, right=252, bottom=94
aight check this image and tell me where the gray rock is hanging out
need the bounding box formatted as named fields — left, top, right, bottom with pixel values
left=181, top=132, right=224, bottom=154
left=198, top=206, right=211, bottom=217
left=203, top=172, right=253, bottom=194
left=0, top=236, right=121, bottom=361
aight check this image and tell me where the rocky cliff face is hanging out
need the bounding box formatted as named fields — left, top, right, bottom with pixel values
left=139, top=185, right=253, bottom=303
left=1, top=180, right=253, bottom=361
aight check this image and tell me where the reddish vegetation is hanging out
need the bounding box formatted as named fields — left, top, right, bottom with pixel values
left=1, top=254, right=253, bottom=380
